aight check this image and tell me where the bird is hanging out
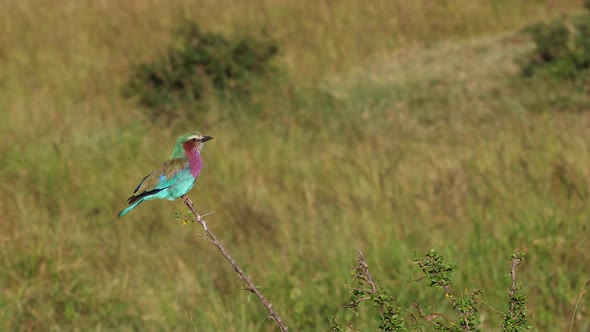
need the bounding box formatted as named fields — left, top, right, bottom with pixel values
left=118, top=131, right=213, bottom=217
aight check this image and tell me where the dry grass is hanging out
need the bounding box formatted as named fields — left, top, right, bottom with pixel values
left=1, top=0, right=589, bottom=331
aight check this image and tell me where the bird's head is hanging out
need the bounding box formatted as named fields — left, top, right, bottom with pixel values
left=170, top=131, right=213, bottom=158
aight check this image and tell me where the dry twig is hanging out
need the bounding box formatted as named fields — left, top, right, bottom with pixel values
left=182, top=195, right=288, bottom=332
left=569, top=280, right=590, bottom=332
left=508, top=254, right=522, bottom=317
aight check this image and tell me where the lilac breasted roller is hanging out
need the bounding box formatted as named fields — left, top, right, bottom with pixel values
left=118, top=131, right=213, bottom=217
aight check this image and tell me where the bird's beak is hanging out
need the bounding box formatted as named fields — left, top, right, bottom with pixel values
left=200, top=136, right=213, bottom=143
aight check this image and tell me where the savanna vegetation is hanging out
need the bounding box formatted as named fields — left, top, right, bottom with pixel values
left=1, top=0, right=590, bottom=331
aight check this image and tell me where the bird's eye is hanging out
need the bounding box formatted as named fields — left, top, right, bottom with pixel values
left=190, top=138, right=197, bottom=142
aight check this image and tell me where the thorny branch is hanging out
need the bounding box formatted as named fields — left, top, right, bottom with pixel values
left=182, top=195, right=288, bottom=332
left=356, top=250, right=378, bottom=293
left=508, top=254, right=522, bottom=316
left=346, top=250, right=385, bottom=316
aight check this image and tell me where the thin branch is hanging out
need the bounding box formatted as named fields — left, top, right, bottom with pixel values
left=508, top=254, right=522, bottom=316
left=353, top=250, right=386, bottom=317
left=437, top=282, right=472, bottom=331
left=344, top=296, right=372, bottom=309
left=182, top=195, right=288, bottom=332
left=413, top=302, right=449, bottom=325
left=569, top=280, right=590, bottom=332
left=481, top=301, right=506, bottom=317
left=356, top=250, right=378, bottom=294
left=503, top=251, right=529, bottom=332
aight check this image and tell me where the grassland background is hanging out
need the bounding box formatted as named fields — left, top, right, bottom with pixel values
left=1, top=0, right=590, bottom=331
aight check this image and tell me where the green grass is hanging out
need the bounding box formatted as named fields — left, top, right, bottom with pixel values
left=1, top=1, right=590, bottom=331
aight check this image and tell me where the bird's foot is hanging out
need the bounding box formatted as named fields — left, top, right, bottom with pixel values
left=181, top=195, right=191, bottom=206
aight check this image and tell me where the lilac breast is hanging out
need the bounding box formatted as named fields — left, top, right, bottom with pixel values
left=186, top=151, right=203, bottom=178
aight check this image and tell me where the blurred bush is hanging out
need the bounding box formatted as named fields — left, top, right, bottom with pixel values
left=521, top=1, right=590, bottom=82
left=124, top=22, right=280, bottom=120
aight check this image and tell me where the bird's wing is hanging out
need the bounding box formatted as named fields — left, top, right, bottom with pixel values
left=127, top=158, right=189, bottom=203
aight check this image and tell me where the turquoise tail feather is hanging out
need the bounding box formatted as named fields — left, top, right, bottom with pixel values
left=117, top=200, right=143, bottom=218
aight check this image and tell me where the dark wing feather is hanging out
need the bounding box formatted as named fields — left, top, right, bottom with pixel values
left=127, top=188, right=164, bottom=205
left=133, top=173, right=152, bottom=193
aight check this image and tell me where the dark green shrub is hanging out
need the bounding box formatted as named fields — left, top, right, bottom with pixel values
left=521, top=4, right=590, bottom=81
left=124, top=22, right=279, bottom=119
